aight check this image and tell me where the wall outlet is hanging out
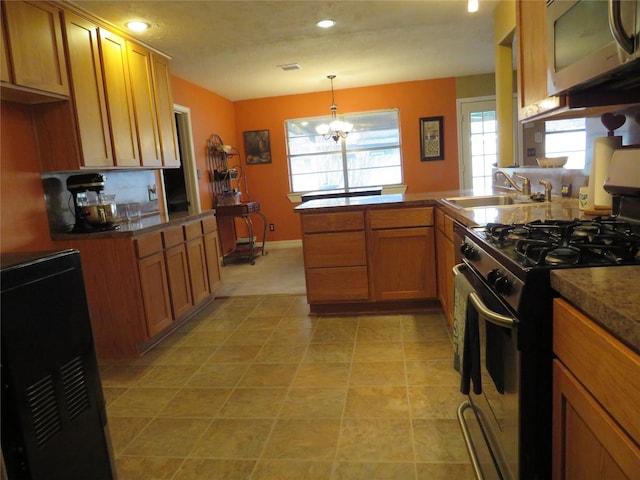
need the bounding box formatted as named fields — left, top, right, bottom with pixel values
left=147, top=184, right=158, bottom=201
left=269, top=224, right=275, bottom=232
left=561, top=184, right=572, bottom=197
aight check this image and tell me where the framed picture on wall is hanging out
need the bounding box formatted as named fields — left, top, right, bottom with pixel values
left=244, top=130, right=272, bottom=164
left=419, top=116, right=444, bottom=161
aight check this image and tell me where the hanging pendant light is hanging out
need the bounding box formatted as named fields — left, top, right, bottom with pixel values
left=316, top=75, right=353, bottom=142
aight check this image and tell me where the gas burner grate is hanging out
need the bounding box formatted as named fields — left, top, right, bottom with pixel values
left=482, top=217, right=640, bottom=267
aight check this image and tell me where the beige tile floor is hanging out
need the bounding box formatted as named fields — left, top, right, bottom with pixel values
left=101, top=296, right=474, bottom=479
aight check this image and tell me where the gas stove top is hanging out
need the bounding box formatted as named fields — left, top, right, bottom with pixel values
left=471, top=216, right=640, bottom=269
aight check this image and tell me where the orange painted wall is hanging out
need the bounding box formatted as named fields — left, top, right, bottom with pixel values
left=170, top=76, right=237, bottom=211
left=0, top=77, right=459, bottom=252
left=0, top=101, right=56, bottom=253
left=233, top=78, right=460, bottom=241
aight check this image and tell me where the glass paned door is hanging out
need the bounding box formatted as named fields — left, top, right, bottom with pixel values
left=459, top=99, right=497, bottom=191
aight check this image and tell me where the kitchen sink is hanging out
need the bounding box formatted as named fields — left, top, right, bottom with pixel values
left=442, top=194, right=544, bottom=209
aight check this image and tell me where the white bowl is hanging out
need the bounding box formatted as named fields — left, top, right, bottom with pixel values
left=537, top=156, right=568, bottom=168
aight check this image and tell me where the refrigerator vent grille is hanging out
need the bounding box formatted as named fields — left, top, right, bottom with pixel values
left=26, top=375, right=62, bottom=447
left=61, top=356, right=90, bottom=420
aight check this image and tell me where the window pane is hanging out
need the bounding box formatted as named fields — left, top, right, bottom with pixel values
left=286, top=109, right=402, bottom=193
left=545, top=118, right=586, bottom=169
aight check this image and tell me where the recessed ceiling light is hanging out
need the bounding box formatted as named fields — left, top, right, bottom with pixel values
left=316, top=19, right=336, bottom=29
left=125, top=21, right=150, bottom=32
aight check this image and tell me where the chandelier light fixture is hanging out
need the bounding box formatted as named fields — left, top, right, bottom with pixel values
left=316, top=75, right=353, bottom=142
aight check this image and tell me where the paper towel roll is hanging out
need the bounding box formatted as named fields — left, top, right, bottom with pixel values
left=589, top=136, right=622, bottom=209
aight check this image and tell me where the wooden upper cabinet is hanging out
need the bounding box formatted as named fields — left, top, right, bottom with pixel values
left=1, top=9, right=10, bottom=83
left=62, top=12, right=113, bottom=168
left=151, top=52, right=180, bottom=167
left=1, top=1, right=69, bottom=97
left=98, top=28, right=140, bottom=167
left=127, top=41, right=162, bottom=167
left=516, top=0, right=562, bottom=121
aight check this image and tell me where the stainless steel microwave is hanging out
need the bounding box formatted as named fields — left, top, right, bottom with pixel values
left=547, top=0, right=640, bottom=96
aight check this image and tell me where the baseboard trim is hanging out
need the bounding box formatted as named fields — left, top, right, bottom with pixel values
left=267, top=239, right=302, bottom=249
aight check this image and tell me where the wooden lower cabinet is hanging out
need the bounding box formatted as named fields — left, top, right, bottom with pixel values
left=164, top=243, right=193, bottom=318
left=204, top=232, right=223, bottom=292
left=298, top=205, right=437, bottom=311
left=306, top=266, right=369, bottom=303
left=435, top=208, right=455, bottom=325
left=553, top=299, right=640, bottom=480
left=369, top=226, right=436, bottom=301
left=186, top=237, right=210, bottom=305
left=203, top=216, right=223, bottom=291
left=137, top=251, right=172, bottom=337
left=60, top=214, right=222, bottom=358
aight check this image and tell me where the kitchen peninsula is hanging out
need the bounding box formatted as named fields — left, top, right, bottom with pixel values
left=295, top=191, right=585, bottom=314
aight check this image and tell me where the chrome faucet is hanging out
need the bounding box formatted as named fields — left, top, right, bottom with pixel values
left=539, top=179, right=553, bottom=202
left=493, top=170, right=531, bottom=195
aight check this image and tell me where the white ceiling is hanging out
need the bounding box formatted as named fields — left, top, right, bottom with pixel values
left=70, top=0, right=499, bottom=101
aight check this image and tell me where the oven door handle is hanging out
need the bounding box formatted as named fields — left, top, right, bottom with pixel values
left=453, top=263, right=517, bottom=329
left=469, top=292, right=516, bottom=329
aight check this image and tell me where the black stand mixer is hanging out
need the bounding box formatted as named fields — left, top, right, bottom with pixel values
left=67, top=174, right=119, bottom=233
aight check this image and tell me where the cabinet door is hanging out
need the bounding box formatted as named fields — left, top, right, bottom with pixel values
left=164, top=244, right=193, bottom=318
left=435, top=226, right=454, bottom=326
left=186, top=237, right=210, bottom=305
left=98, top=28, right=140, bottom=167
left=151, top=52, right=180, bottom=167
left=370, top=227, right=437, bottom=301
left=516, top=0, right=561, bottom=120
left=126, top=41, right=162, bottom=167
left=64, top=12, right=113, bottom=168
left=2, top=1, right=69, bottom=95
left=1, top=8, right=10, bottom=83
left=204, top=231, right=223, bottom=293
left=552, top=361, right=640, bottom=480
left=138, top=252, right=173, bottom=337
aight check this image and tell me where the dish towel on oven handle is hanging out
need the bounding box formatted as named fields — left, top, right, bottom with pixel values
left=453, top=269, right=474, bottom=373
left=460, top=297, right=482, bottom=395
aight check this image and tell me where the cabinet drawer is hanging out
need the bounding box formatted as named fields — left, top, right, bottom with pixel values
left=369, top=207, right=433, bottom=229
left=305, top=266, right=369, bottom=303
left=303, top=231, right=366, bottom=268
left=301, top=211, right=364, bottom=233
left=162, top=226, right=184, bottom=248
left=553, top=299, right=640, bottom=442
left=202, top=216, right=217, bottom=233
left=135, top=232, right=163, bottom=258
left=184, top=220, right=203, bottom=240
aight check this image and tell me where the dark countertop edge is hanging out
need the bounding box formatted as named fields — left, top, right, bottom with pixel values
left=551, top=267, right=640, bottom=355
left=51, top=210, right=217, bottom=240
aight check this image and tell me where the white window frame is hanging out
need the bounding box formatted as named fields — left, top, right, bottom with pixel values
left=285, top=109, right=403, bottom=196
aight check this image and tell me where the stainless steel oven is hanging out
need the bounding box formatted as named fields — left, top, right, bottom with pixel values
left=453, top=260, right=521, bottom=480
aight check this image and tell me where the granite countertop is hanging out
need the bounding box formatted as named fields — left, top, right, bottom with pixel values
left=51, top=210, right=216, bottom=241
left=551, top=267, right=640, bottom=354
left=294, top=189, right=593, bottom=227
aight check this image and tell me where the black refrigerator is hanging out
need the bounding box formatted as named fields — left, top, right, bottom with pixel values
left=1, top=249, right=116, bottom=479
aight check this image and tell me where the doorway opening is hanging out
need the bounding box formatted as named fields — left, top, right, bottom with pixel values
left=161, top=104, right=201, bottom=215
left=457, top=96, right=522, bottom=190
